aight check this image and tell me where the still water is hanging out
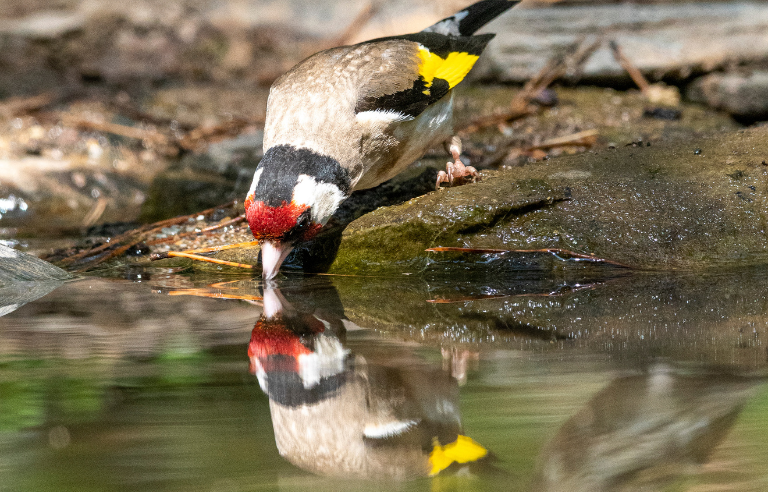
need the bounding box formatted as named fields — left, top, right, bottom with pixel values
left=2, top=265, right=768, bottom=491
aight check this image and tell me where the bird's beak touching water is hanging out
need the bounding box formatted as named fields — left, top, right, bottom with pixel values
left=261, top=240, right=294, bottom=280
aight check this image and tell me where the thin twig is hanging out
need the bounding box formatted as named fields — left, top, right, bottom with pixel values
left=0, top=92, right=56, bottom=117
left=150, top=240, right=259, bottom=258
left=478, top=129, right=599, bottom=168
left=177, top=118, right=256, bottom=151
left=152, top=251, right=255, bottom=269
left=609, top=40, right=650, bottom=93
left=146, top=214, right=247, bottom=247
left=61, top=116, right=171, bottom=145
left=528, top=129, right=599, bottom=151
left=81, top=197, right=109, bottom=228
left=57, top=200, right=238, bottom=266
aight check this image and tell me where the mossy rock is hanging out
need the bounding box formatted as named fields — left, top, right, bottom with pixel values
left=331, top=127, right=768, bottom=273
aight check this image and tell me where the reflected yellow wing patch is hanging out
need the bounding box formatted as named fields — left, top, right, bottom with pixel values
left=417, top=46, right=480, bottom=96
left=429, top=435, right=488, bottom=476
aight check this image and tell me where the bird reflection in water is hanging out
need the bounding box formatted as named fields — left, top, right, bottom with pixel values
left=532, top=366, right=760, bottom=492
left=248, top=281, right=489, bottom=480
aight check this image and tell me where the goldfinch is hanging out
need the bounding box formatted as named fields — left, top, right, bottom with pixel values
left=246, top=0, right=520, bottom=279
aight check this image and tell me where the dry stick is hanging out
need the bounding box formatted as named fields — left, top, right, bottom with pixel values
left=108, top=100, right=196, bottom=131
left=528, top=129, right=599, bottom=151
left=201, top=214, right=246, bottom=232
left=146, top=214, right=247, bottom=247
left=150, top=239, right=259, bottom=259
left=71, top=243, right=137, bottom=273
left=177, top=118, right=256, bottom=151
left=65, top=113, right=261, bottom=155
left=81, top=197, right=109, bottom=228
left=478, top=129, right=599, bottom=168
left=59, top=200, right=238, bottom=265
left=149, top=200, right=239, bottom=230
left=609, top=40, right=650, bottom=94
left=62, top=116, right=171, bottom=145
left=155, top=251, right=255, bottom=269
left=0, top=92, right=56, bottom=117
left=173, top=239, right=258, bottom=256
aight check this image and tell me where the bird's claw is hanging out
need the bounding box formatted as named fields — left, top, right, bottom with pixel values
left=436, top=136, right=479, bottom=190
left=435, top=159, right=479, bottom=190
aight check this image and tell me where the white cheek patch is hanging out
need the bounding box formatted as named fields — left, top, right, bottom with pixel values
left=292, top=174, right=346, bottom=225
left=247, top=168, right=264, bottom=199
left=296, top=334, right=349, bottom=389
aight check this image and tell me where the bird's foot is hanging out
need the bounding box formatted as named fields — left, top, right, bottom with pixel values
left=435, top=138, right=479, bottom=190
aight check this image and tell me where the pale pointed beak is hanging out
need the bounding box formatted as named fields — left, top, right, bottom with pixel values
left=260, top=240, right=293, bottom=280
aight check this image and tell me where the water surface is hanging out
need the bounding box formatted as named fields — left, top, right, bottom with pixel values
left=2, top=267, right=768, bottom=491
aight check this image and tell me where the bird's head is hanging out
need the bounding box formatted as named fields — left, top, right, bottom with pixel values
left=245, top=145, right=351, bottom=279
left=245, top=195, right=323, bottom=279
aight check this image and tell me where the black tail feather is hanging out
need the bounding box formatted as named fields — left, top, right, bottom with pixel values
left=423, top=0, right=519, bottom=36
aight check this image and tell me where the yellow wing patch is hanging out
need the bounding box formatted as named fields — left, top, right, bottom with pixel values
left=417, top=46, right=480, bottom=96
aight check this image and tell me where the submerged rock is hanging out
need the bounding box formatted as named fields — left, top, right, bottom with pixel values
left=331, top=127, right=768, bottom=273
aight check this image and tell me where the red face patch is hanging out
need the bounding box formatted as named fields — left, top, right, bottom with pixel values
left=245, top=196, right=322, bottom=241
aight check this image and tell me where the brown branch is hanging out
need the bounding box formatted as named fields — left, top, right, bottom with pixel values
left=609, top=40, right=650, bottom=93
left=528, top=129, right=599, bottom=151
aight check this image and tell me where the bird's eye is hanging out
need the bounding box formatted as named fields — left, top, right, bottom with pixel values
left=296, top=209, right=311, bottom=229
left=284, top=208, right=312, bottom=242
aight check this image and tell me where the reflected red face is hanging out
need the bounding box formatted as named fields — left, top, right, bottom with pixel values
left=244, top=196, right=322, bottom=242
left=248, top=318, right=311, bottom=360
left=247, top=316, right=326, bottom=374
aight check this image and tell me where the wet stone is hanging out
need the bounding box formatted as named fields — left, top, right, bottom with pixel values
left=330, top=126, right=768, bottom=274
left=688, top=71, right=768, bottom=122
left=0, top=244, right=71, bottom=318
left=0, top=244, right=71, bottom=283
